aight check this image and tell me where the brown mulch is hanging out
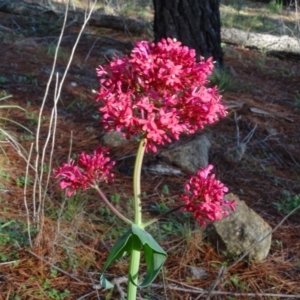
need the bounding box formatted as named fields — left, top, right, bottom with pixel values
left=0, top=8, right=300, bottom=300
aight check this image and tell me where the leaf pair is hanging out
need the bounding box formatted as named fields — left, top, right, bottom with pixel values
left=100, top=224, right=167, bottom=289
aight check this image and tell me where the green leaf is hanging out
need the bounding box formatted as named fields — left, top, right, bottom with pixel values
left=99, top=275, right=114, bottom=289
left=100, top=224, right=167, bottom=289
left=100, top=229, right=133, bottom=289
left=130, top=224, right=167, bottom=287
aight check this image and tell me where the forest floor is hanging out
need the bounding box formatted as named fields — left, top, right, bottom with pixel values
left=0, top=2, right=300, bottom=300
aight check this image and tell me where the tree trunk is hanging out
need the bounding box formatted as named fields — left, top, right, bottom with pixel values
left=153, top=0, right=223, bottom=67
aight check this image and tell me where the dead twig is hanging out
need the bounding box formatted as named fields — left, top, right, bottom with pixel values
left=152, top=280, right=300, bottom=298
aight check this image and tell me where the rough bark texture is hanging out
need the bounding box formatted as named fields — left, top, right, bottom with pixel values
left=153, top=0, right=223, bottom=67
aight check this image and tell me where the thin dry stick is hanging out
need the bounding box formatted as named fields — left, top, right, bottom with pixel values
left=234, top=112, right=240, bottom=145
left=152, top=281, right=300, bottom=298
left=32, top=0, right=70, bottom=226
left=34, top=0, right=97, bottom=226
left=85, top=36, right=102, bottom=62
left=85, top=271, right=101, bottom=300
left=77, top=291, right=96, bottom=300
left=24, top=143, right=34, bottom=248
left=111, top=276, right=127, bottom=300
left=0, top=260, right=23, bottom=266
left=242, top=122, right=257, bottom=144
left=276, top=139, right=300, bottom=167
left=2, top=130, right=29, bottom=161
left=161, top=265, right=169, bottom=300
left=67, top=130, right=73, bottom=163
left=38, top=71, right=59, bottom=220
left=204, top=265, right=226, bottom=300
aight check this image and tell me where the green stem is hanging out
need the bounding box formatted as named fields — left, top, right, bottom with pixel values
left=133, top=138, right=146, bottom=226
left=127, top=138, right=147, bottom=300
left=93, top=184, right=133, bottom=226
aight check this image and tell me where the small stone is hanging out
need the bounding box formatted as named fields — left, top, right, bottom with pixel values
left=265, top=127, right=277, bottom=136
left=100, top=48, right=124, bottom=60
left=186, top=266, right=207, bottom=280
left=145, top=163, right=182, bottom=176
left=101, top=131, right=131, bottom=147
left=160, top=135, right=211, bottom=173
left=206, top=193, right=272, bottom=262
left=223, top=143, right=246, bottom=163
left=101, top=131, right=139, bottom=147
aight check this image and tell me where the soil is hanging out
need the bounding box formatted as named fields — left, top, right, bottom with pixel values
left=0, top=4, right=300, bottom=300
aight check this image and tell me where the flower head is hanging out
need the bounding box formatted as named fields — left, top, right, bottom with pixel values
left=96, top=38, right=226, bottom=152
left=54, top=146, right=115, bottom=196
left=180, top=165, right=235, bottom=226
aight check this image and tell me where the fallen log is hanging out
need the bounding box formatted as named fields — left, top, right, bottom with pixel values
left=221, top=27, right=300, bottom=59
left=0, top=0, right=151, bottom=35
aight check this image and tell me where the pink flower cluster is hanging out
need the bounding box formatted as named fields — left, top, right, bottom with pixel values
left=96, top=38, right=226, bottom=152
left=180, top=165, right=235, bottom=226
left=54, top=146, right=115, bottom=197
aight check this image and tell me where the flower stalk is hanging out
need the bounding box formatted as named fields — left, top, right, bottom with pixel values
left=93, top=184, right=132, bottom=226
left=127, top=138, right=147, bottom=299
left=133, top=138, right=147, bottom=226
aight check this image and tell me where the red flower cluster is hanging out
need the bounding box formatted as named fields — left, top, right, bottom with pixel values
left=96, top=38, right=226, bottom=152
left=54, top=146, right=115, bottom=197
left=180, top=165, right=235, bottom=226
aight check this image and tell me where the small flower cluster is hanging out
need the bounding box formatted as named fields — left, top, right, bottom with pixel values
left=180, top=165, right=235, bottom=226
left=54, top=146, right=115, bottom=197
left=96, top=38, right=226, bottom=152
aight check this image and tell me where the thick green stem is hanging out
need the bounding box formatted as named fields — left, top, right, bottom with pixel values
left=127, top=234, right=141, bottom=300
left=127, top=138, right=147, bottom=299
left=132, top=138, right=146, bottom=226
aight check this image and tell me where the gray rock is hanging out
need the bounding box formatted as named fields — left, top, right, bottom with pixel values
left=207, top=193, right=272, bottom=262
left=100, top=48, right=124, bottom=60
left=101, top=131, right=133, bottom=147
left=223, top=143, right=246, bottom=163
left=145, top=163, right=183, bottom=176
left=160, top=135, right=211, bottom=173
left=186, top=266, right=207, bottom=280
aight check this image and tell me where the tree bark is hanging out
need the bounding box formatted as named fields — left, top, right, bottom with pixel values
left=153, top=0, right=223, bottom=67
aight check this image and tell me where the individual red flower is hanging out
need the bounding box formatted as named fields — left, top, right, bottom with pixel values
left=180, top=165, right=235, bottom=226
left=54, top=146, right=115, bottom=197
left=95, top=38, right=226, bottom=152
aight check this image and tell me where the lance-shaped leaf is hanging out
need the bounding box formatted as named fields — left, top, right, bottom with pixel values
left=100, top=229, right=133, bottom=289
left=130, top=224, right=167, bottom=287
left=100, top=224, right=167, bottom=289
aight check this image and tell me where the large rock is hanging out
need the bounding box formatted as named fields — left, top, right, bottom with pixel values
left=207, top=194, right=272, bottom=262
left=160, top=135, right=211, bottom=173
